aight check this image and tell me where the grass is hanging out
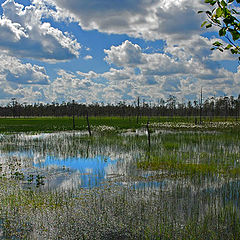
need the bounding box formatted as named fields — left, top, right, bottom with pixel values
left=0, top=116, right=240, bottom=133
left=137, top=129, right=240, bottom=178
left=0, top=178, right=240, bottom=239
left=137, top=154, right=240, bottom=177
left=0, top=116, right=157, bottom=133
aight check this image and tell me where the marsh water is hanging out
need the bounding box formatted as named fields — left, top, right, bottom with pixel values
left=1, top=129, right=240, bottom=192
left=0, top=129, right=240, bottom=238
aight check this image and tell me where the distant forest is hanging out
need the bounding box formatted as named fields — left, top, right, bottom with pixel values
left=1, top=95, right=240, bottom=119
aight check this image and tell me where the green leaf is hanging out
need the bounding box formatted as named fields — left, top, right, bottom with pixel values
left=230, top=29, right=240, bottom=41
left=201, top=21, right=208, bottom=27
left=210, top=0, right=217, bottom=5
left=206, top=11, right=212, bottom=16
left=203, top=0, right=240, bottom=60
left=205, top=0, right=217, bottom=4
left=230, top=48, right=239, bottom=54
left=223, top=17, right=234, bottom=26
left=219, top=28, right=226, bottom=36
left=221, top=0, right=227, bottom=7
left=213, top=41, right=222, bottom=46
left=206, top=23, right=213, bottom=28
left=216, top=7, right=223, bottom=18
left=212, top=18, right=221, bottom=25
left=225, top=44, right=232, bottom=49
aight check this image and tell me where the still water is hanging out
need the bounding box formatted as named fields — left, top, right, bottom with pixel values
left=0, top=130, right=239, bottom=198
left=0, top=132, right=134, bottom=190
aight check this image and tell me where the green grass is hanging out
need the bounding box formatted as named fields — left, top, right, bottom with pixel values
left=137, top=129, right=240, bottom=177
left=0, top=116, right=240, bottom=133
left=0, top=116, right=147, bottom=133
left=137, top=155, right=240, bottom=177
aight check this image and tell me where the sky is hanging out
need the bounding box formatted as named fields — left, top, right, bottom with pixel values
left=0, top=0, right=239, bottom=105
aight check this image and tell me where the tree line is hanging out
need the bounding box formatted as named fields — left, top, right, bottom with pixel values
left=1, top=95, right=240, bottom=120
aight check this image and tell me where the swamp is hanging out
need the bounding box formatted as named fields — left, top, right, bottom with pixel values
left=0, top=117, right=239, bottom=239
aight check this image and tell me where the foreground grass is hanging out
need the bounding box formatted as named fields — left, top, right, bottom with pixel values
left=0, top=178, right=239, bottom=240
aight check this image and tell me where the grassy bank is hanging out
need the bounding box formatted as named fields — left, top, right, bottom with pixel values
left=0, top=116, right=146, bottom=133
left=0, top=116, right=240, bottom=133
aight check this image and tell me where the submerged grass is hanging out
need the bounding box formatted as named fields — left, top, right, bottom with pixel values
left=1, top=178, right=240, bottom=240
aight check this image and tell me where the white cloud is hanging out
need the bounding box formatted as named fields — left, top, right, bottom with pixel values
left=102, top=68, right=134, bottom=81
left=0, top=1, right=238, bottom=105
left=104, top=40, right=144, bottom=67
left=0, top=17, right=28, bottom=41
left=40, top=0, right=206, bottom=41
left=47, top=70, right=105, bottom=103
left=6, top=63, right=238, bottom=105
left=0, top=36, right=237, bottom=105
left=84, top=55, right=93, bottom=60
left=0, top=54, right=49, bottom=85
left=104, top=40, right=189, bottom=77
left=80, top=40, right=239, bottom=102
left=0, top=0, right=81, bottom=61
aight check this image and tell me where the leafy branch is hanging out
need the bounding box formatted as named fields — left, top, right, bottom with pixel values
left=199, top=0, right=240, bottom=59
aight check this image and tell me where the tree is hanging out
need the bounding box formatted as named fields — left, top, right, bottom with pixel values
left=199, top=0, right=240, bottom=59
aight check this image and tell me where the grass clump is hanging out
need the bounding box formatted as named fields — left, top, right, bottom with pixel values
left=137, top=154, right=240, bottom=177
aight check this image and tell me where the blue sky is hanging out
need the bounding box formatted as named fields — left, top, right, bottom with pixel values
left=0, top=0, right=239, bottom=105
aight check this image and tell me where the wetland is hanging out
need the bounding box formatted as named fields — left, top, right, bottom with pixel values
left=0, top=117, right=239, bottom=239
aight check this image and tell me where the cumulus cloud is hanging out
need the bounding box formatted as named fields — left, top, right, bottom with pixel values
left=10, top=63, right=238, bottom=106
left=0, top=0, right=238, bottom=105
left=0, top=54, right=49, bottom=85
left=102, top=68, right=134, bottom=81
left=104, top=40, right=144, bottom=67
left=40, top=0, right=205, bottom=41
left=47, top=70, right=105, bottom=103
left=0, top=58, right=49, bottom=104
left=104, top=40, right=190, bottom=77
left=0, top=0, right=81, bottom=61
left=1, top=37, right=237, bottom=105
left=102, top=39, right=238, bottom=96
left=74, top=40, right=239, bottom=102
